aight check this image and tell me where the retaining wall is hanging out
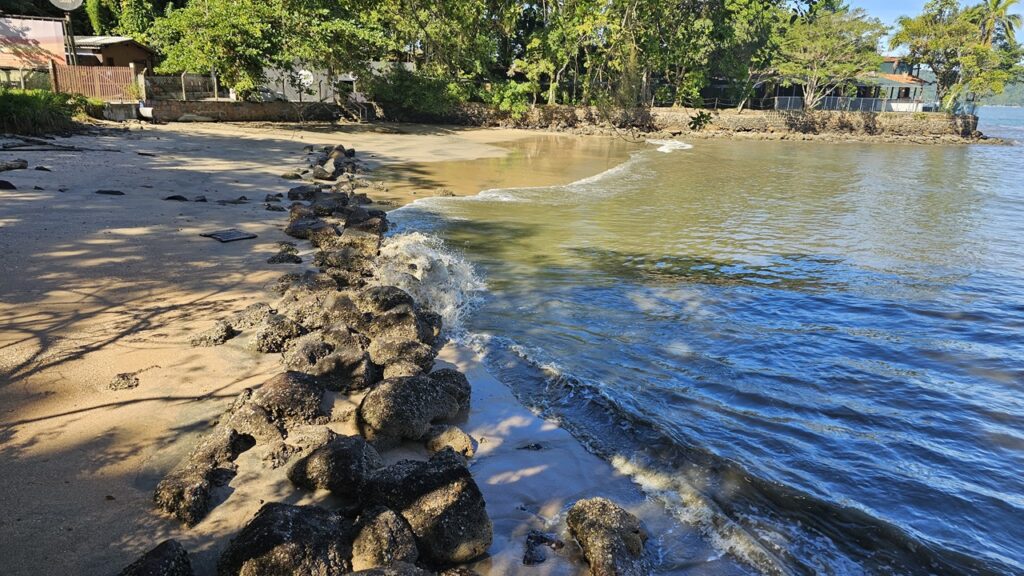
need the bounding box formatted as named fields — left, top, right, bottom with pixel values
left=150, top=101, right=341, bottom=122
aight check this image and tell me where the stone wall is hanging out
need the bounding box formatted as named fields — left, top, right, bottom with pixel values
left=440, top=103, right=979, bottom=139
left=151, top=101, right=341, bottom=123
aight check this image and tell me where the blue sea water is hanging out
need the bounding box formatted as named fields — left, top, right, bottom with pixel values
left=386, top=107, right=1024, bottom=575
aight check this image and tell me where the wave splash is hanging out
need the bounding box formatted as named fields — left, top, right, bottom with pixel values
left=372, top=232, right=485, bottom=333
left=646, top=139, right=695, bottom=153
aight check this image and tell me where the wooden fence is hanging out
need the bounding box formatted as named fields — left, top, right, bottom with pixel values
left=50, top=62, right=136, bottom=102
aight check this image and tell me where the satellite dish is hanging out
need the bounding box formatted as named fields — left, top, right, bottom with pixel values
left=49, top=0, right=83, bottom=10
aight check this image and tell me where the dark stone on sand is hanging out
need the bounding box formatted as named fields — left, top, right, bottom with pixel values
left=284, top=216, right=331, bottom=240
left=351, top=507, right=419, bottom=571
left=189, top=320, right=237, bottom=347
left=312, top=165, right=336, bottom=181
left=566, top=497, right=648, bottom=576
left=118, top=539, right=194, bottom=576
left=265, top=204, right=287, bottom=212
left=0, top=159, right=28, bottom=171
left=96, top=189, right=125, bottom=195
left=424, top=425, right=475, bottom=458
left=267, top=251, right=301, bottom=264
left=216, top=503, right=352, bottom=576
left=367, top=449, right=492, bottom=564
left=281, top=172, right=302, bottom=180
left=0, top=180, right=15, bottom=190
left=357, top=372, right=470, bottom=447
left=154, top=427, right=254, bottom=526
left=35, top=165, right=52, bottom=172
left=356, top=286, right=416, bottom=315
left=287, top=184, right=319, bottom=201
left=33, top=185, right=43, bottom=190
left=193, top=196, right=207, bottom=202
left=264, top=194, right=282, bottom=203
left=288, top=435, right=383, bottom=499
left=382, top=360, right=423, bottom=379
left=246, top=371, right=325, bottom=429
left=522, top=530, right=563, bottom=566
left=163, top=195, right=189, bottom=201
left=109, top=372, right=140, bottom=390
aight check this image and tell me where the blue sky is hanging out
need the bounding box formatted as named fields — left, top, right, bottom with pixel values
left=850, top=0, right=1024, bottom=26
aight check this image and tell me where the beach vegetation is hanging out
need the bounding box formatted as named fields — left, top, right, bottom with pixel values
left=0, top=89, right=103, bottom=135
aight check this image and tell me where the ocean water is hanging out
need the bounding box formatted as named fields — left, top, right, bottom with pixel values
left=384, top=108, right=1024, bottom=575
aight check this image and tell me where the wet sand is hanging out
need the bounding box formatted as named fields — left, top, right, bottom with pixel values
left=0, top=122, right=736, bottom=575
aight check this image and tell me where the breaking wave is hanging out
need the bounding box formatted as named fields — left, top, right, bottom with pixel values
left=646, top=139, right=694, bottom=153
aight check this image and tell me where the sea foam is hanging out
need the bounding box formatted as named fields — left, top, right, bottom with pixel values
left=646, top=139, right=694, bottom=153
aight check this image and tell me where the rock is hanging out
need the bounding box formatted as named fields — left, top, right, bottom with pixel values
left=228, top=303, right=274, bottom=330
left=522, top=530, right=563, bottom=566
left=118, top=539, right=194, bottom=576
left=163, top=195, right=189, bottom=201
left=0, top=180, right=15, bottom=190
left=357, top=373, right=470, bottom=448
left=350, top=564, right=433, bottom=576
left=424, top=425, right=475, bottom=458
left=356, top=286, right=416, bottom=315
left=96, top=189, right=125, bottom=195
left=281, top=172, right=301, bottom=180
left=247, top=314, right=305, bottom=353
left=248, top=372, right=325, bottom=429
left=367, top=449, right=492, bottom=564
left=565, top=498, right=648, bottom=576
left=216, top=503, right=352, bottom=576
left=35, top=165, right=52, bottom=171
left=382, top=360, right=423, bottom=380
left=351, top=507, right=419, bottom=571
left=282, top=328, right=377, bottom=391
left=264, top=204, right=287, bottom=212
left=0, top=159, right=28, bottom=171
left=288, top=434, right=383, bottom=500
left=312, top=164, right=336, bottom=181
left=284, top=216, right=331, bottom=240
left=264, top=194, right=282, bottom=202
left=368, top=337, right=436, bottom=370
left=109, top=372, right=140, bottom=390
left=287, top=184, right=319, bottom=200
left=364, top=306, right=436, bottom=345
left=177, top=114, right=214, bottom=122
left=267, top=251, right=301, bottom=264
left=427, top=369, right=471, bottom=408
left=193, top=196, right=207, bottom=202
left=189, top=320, right=237, bottom=347
left=308, top=224, right=343, bottom=248
left=154, top=427, right=255, bottom=526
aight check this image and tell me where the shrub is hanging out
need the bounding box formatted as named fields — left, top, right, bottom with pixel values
left=0, top=89, right=102, bottom=135
left=478, top=81, right=532, bottom=121
left=366, top=66, right=468, bottom=121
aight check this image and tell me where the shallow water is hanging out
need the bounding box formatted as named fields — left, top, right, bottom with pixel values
left=386, top=108, right=1024, bottom=575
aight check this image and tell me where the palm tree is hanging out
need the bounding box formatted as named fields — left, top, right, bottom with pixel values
left=969, top=0, right=1022, bottom=46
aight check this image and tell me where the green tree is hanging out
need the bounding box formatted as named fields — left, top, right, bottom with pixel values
left=968, top=0, right=1021, bottom=46
left=117, top=0, right=155, bottom=40
left=149, top=0, right=281, bottom=97
left=776, top=8, right=887, bottom=110
left=891, top=0, right=1024, bottom=111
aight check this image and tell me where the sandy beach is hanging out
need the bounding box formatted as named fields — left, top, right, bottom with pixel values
left=0, top=122, right=742, bottom=575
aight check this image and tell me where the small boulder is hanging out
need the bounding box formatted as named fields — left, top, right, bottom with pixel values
left=0, top=180, right=16, bottom=190
left=189, top=320, right=237, bottom=347
left=109, top=372, right=140, bottom=391
left=0, top=159, right=28, bottom=171
left=288, top=435, right=383, bottom=501
left=217, top=503, right=352, bottom=576
left=382, top=360, right=423, bottom=380
left=357, top=374, right=467, bottom=447
left=367, top=337, right=436, bottom=370
left=424, top=425, right=475, bottom=458
left=367, top=449, right=492, bottom=564
left=282, top=328, right=377, bottom=391
left=522, top=530, right=563, bottom=566
left=566, top=498, right=648, bottom=576
left=118, top=539, right=194, bottom=576
left=248, top=371, right=325, bottom=429
left=350, top=564, right=432, bottom=576
left=351, top=507, right=419, bottom=571
left=356, top=286, right=415, bottom=315
left=287, top=184, right=319, bottom=201
left=247, top=314, right=305, bottom=353
left=267, top=251, right=302, bottom=264
left=228, top=303, right=274, bottom=331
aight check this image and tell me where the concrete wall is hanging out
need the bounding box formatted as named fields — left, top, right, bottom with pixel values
left=150, top=100, right=341, bottom=122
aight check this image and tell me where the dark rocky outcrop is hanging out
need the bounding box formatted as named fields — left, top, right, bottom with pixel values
left=351, top=506, right=420, bottom=571
left=109, top=372, right=140, bottom=391
left=367, top=449, right=492, bottom=565
left=217, top=503, right=353, bottom=576
left=282, top=327, right=378, bottom=391
left=424, top=425, right=475, bottom=459
left=288, top=434, right=383, bottom=502
left=522, top=530, right=563, bottom=566
left=247, top=314, right=305, bottom=353
left=118, top=539, right=194, bottom=576
left=350, top=564, right=433, bottom=576
left=357, top=373, right=469, bottom=448
left=566, top=498, right=648, bottom=576
left=228, top=303, right=275, bottom=331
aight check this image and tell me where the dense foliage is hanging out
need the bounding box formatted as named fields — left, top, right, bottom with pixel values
left=0, top=88, right=102, bottom=134
left=4, top=0, right=1021, bottom=112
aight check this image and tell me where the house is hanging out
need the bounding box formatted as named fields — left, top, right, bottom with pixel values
left=774, top=56, right=937, bottom=112
left=73, top=36, right=155, bottom=70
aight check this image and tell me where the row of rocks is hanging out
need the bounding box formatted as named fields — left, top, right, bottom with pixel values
left=119, top=143, right=650, bottom=576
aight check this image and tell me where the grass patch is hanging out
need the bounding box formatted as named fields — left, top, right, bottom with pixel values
left=0, top=89, right=105, bottom=135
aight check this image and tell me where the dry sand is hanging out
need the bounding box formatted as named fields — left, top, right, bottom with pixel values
left=0, top=122, right=742, bottom=575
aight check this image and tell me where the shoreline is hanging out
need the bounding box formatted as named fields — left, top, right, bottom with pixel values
left=0, top=123, right=744, bottom=575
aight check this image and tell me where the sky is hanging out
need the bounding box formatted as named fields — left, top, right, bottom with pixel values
left=851, top=0, right=1024, bottom=26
